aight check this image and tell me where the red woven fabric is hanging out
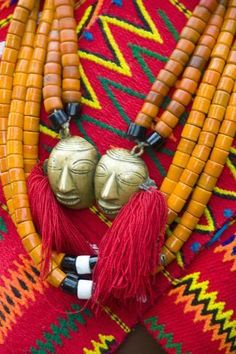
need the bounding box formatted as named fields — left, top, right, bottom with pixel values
left=0, top=0, right=235, bottom=353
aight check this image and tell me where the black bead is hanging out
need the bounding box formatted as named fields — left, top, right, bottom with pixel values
left=66, top=102, right=81, bottom=118
left=49, top=109, right=69, bottom=131
left=89, top=256, right=98, bottom=270
left=61, top=255, right=76, bottom=272
left=61, top=274, right=79, bottom=295
left=126, top=123, right=147, bottom=141
left=145, top=132, right=165, bottom=149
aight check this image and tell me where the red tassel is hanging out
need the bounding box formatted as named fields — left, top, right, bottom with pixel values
left=92, top=188, right=167, bottom=309
left=27, top=162, right=93, bottom=276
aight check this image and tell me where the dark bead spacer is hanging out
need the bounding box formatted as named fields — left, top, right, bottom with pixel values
left=145, top=132, right=165, bottom=149
left=61, top=255, right=76, bottom=272
left=126, top=122, right=147, bottom=141
left=49, top=109, right=69, bottom=131
left=89, top=256, right=98, bottom=270
left=65, top=102, right=81, bottom=118
left=61, top=274, right=79, bottom=295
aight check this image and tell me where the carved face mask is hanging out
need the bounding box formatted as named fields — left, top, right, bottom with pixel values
left=94, top=148, right=148, bottom=218
left=47, top=136, right=98, bottom=209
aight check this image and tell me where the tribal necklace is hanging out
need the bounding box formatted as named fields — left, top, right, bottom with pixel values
left=0, top=0, right=236, bottom=308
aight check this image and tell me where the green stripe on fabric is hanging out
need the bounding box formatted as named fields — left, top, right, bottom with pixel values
left=158, top=9, right=179, bottom=41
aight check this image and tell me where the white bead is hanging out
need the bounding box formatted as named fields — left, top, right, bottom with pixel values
left=77, top=280, right=93, bottom=300
left=75, top=255, right=91, bottom=274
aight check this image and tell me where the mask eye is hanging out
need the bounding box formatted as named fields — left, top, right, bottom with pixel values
left=95, top=164, right=107, bottom=177
left=117, top=172, right=144, bottom=186
left=70, top=161, right=94, bottom=174
left=47, top=157, right=62, bottom=171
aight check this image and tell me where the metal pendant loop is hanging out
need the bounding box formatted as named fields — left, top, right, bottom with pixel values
left=130, top=142, right=148, bottom=157
left=60, top=122, right=71, bottom=139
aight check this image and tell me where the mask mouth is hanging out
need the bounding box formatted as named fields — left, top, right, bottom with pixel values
left=97, top=200, right=121, bottom=215
left=56, top=193, right=81, bottom=206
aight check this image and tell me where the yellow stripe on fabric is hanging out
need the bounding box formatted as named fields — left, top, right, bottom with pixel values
left=39, top=124, right=60, bottom=139
left=83, top=334, right=115, bottom=354
left=80, top=64, right=102, bottom=109
left=168, top=0, right=191, bottom=18
left=196, top=207, right=215, bottom=232
left=213, top=186, right=236, bottom=198
left=103, top=306, right=131, bottom=333
left=89, top=206, right=112, bottom=227
left=0, top=14, right=12, bottom=28
left=76, top=5, right=93, bottom=33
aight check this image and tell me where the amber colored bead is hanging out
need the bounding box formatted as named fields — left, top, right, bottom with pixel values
left=217, top=31, right=234, bottom=46
left=208, top=13, right=223, bottom=27
left=172, top=151, right=189, bottom=168
left=158, top=69, right=177, bottom=87
left=32, top=48, right=46, bottom=62
left=0, top=131, right=6, bottom=145
left=5, top=33, right=21, bottom=50
left=8, top=20, right=25, bottom=36
left=225, top=106, right=236, bottom=121
left=0, top=117, right=8, bottom=130
left=0, top=62, right=15, bottom=76
left=141, top=102, right=158, bottom=118
left=30, top=244, right=42, bottom=265
left=167, top=208, right=178, bottom=225
left=27, top=74, right=43, bottom=89
left=178, top=78, right=198, bottom=95
left=210, top=147, right=228, bottom=165
left=146, top=91, right=162, bottom=106
left=0, top=144, right=6, bottom=157
left=186, top=156, right=205, bottom=174
left=195, top=45, right=211, bottom=59
left=62, top=53, right=79, bottom=67
left=197, top=83, right=215, bottom=100
left=172, top=89, right=192, bottom=106
left=22, top=233, right=41, bottom=252
left=165, top=236, right=184, bottom=254
left=15, top=59, right=28, bottom=73
left=217, top=77, right=234, bottom=93
left=60, top=41, right=78, bottom=55
left=18, top=0, right=35, bottom=11
left=44, top=63, right=61, bottom=75
left=21, top=32, right=35, bottom=47
left=24, top=116, right=39, bottom=132
left=11, top=181, right=27, bottom=196
left=229, top=92, right=236, bottom=105
left=192, top=186, right=212, bottom=205
left=135, top=113, right=152, bottom=128
left=192, top=96, right=211, bottom=114
left=166, top=165, right=183, bottom=182
left=177, top=138, right=195, bottom=154
left=12, top=194, right=30, bottom=209
left=25, top=88, right=41, bottom=103
left=13, top=72, right=28, bottom=86
left=23, top=131, right=39, bottom=145
left=28, top=60, right=43, bottom=75
left=1, top=171, right=9, bottom=186
left=46, top=267, right=66, bottom=288
left=63, top=66, right=80, bottom=79
left=167, top=101, right=184, bottom=119
left=12, top=85, right=27, bottom=100
left=7, top=140, right=22, bottom=154
left=25, top=102, right=41, bottom=117
left=208, top=57, right=225, bottom=73
left=160, top=178, right=177, bottom=194
left=15, top=206, right=32, bottom=224
left=203, top=69, right=221, bottom=86
left=12, top=6, right=29, bottom=23
left=43, top=85, right=62, bottom=99
left=219, top=120, right=236, bottom=137
left=9, top=167, right=25, bottom=182
left=193, top=5, right=211, bottom=21
left=198, top=173, right=217, bottom=191
left=60, top=29, right=77, bottom=43
left=7, top=127, right=23, bottom=141
left=204, top=24, right=220, bottom=40
left=204, top=159, right=224, bottom=178
left=164, top=59, right=183, bottom=77
left=24, top=159, right=36, bottom=174
left=222, top=19, right=236, bottom=34
left=48, top=41, right=60, bottom=52
left=173, top=223, right=192, bottom=243
left=56, top=5, right=74, bottom=18
left=223, top=64, right=236, bottom=80
left=3, top=184, right=12, bottom=201
left=177, top=38, right=195, bottom=55
left=62, top=78, right=80, bottom=92
left=170, top=49, right=189, bottom=66
left=203, top=117, right=220, bottom=134
left=152, top=80, right=169, bottom=96
left=62, top=90, right=81, bottom=103
left=38, top=22, right=51, bottom=35
left=155, top=121, right=172, bottom=138
left=198, top=35, right=215, bottom=50
left=183, top=67, right=201, bottom=82
left=0, top=104, right=10, bottom=117
left=213, top=90, right=230, bottom=107
left=180, top=27, right=200, bottom=44
left=23, top=145, right=38, bottom=159
left=44, top=97, right=63, bottom=113
left=181, top=124, right=201, bottom=142
left=18, top=46, right=34, bottom=60
left=0, top=157, right=7, bottom=172
left=168, top=193, right=185, bottom=213
left=46, top=51, right=61, bottom=63
left=173, top=181, right=192, bottom=200
left=180, top=169, right=198, bottom=187
left=44, top=74, right=61, bottom=86
left=160, top=111, right=178, bottom=128
left=181, top=211, right=199, bottom=230
left=208, top=104, right=225, bottom=121
left=198, top=131, right=215, bottom=147
left=225, top=7, right=236, bottom=19
left=59, top=17, right=77, bottom=30
left=187, top=16, right=206, bottom=34
left=0, top=89, right=11, bottom=104
left=192, top=145, right=211, bottom=162
left=228, top=50, right=236, bottom=64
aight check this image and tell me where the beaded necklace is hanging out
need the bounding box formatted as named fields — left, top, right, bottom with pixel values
left=0, top=0, right=235, bottom=306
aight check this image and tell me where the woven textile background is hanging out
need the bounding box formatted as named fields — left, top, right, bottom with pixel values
left=0, top=0, right=235, bottom=353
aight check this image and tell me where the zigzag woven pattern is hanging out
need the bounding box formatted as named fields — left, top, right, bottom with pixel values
left=0, top=0, right=235, bottom=353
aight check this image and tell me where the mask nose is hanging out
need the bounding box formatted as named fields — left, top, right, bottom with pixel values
left=58, top=165, right=75, bottom=193
left=100, top=172, right=118, bottom=200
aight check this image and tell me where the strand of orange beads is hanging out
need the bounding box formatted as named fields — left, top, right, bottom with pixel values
left=160, top=0, right=234, bottom=223
left=127, top=0, right=219, bottom=141
left=43, top=0, right=82, bottom=133
left=1, top=0, right=67, bottom=287
left=0, top=1, right=39, bottom=224
left=159, top=43, right=236, bottom=264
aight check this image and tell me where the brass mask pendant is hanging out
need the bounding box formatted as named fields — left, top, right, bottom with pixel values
left=94, top=148, right=149, bottom=219
left=47, top=136, right=98, bottom=209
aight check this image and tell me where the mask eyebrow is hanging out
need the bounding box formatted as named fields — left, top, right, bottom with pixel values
left=72, top=159, right=96, bottom=166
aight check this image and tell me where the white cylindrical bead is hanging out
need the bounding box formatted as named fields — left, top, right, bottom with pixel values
left=75, top=255, right=91, bottom=274
left=77, top=280, right=93, bottom=300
